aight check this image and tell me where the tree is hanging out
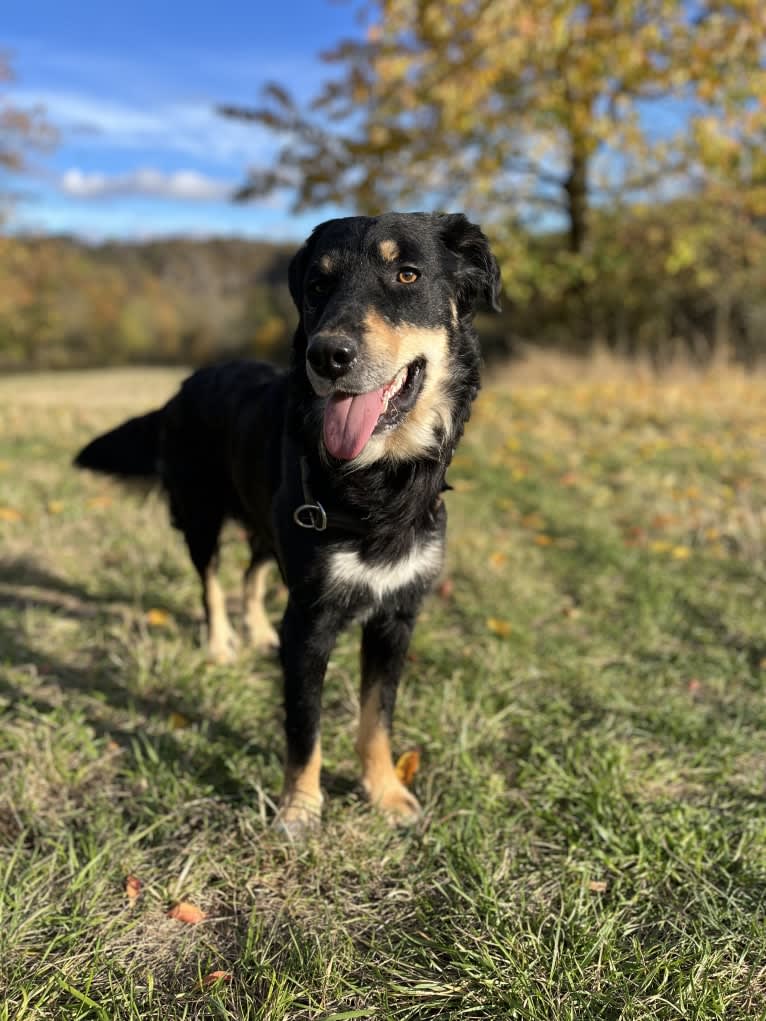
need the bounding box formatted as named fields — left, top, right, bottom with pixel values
left=0, top=52, right=56, bottom=220
left=221, top=1, right=765, bottom=302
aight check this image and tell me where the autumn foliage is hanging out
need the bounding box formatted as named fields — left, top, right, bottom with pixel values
left=0, top=236, right=296, bottom=370
left=223, top=0, right=766, bottom=361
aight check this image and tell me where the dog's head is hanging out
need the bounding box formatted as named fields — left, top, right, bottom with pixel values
left=288, top=212, right=501, bottom=465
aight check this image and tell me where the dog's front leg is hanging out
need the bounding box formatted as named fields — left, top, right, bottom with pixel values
left=275, top=598, right=339, bottom=838
left=357, top=599, right=422, bottom=824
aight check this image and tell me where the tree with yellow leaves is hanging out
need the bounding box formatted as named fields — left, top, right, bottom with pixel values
left=0, top=53, right=56, bottom=221
left=222, top=1, right=765, bottom=307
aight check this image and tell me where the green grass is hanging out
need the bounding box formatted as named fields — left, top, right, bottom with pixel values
left=1, top=360, right=766, bottom=1019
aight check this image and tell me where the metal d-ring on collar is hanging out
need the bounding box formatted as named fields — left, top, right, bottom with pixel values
left=293, top=456, right=328, bottom=531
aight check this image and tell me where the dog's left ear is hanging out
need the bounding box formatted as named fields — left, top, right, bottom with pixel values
left=288, top=241, right=311, bottom=310
left=288, top=220, right=330, bottom=310
left=440, top=213, right=502, bottom=315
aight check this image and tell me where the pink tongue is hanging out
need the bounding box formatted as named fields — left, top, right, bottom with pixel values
left=323, top=386, right=387, bottom=460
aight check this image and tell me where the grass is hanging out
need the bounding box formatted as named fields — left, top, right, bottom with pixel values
left=1, top=356, right=766, bottom=1019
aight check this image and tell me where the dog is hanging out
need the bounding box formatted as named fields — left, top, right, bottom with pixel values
left=74, top=212, right=501, bottom=836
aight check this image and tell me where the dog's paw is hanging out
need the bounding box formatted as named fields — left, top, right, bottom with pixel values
left=366, top=779, right=422, bottom=826
left=207, top=628, right=241, bottom=664
left=245, top=619, right=281, bottom=655
left=273, top=795, right=322, bottom=842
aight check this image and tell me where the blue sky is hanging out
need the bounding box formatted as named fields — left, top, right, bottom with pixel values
left=3, top=0, right=361, bottom=240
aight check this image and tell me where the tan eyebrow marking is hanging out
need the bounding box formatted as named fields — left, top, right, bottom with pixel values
left=379, top=239, right=400, bottom=263
left=318, top=254, right=334, bottom=273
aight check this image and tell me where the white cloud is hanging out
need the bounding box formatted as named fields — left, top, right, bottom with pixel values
left=60, top=167, right=234, bottom=201
left=12, top=88, right=276, bottom=164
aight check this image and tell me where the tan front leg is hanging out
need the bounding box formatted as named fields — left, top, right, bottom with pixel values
left=356, top=683, right=421, bottom=824
left=243, top=560, right=280, bottom=651
left=204, top=567, right=239, bottom=663
left=276, top=738, right=323, bottom=839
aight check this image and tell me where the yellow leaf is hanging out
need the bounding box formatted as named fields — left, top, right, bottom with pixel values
left=146, top=608, right=172, bottom=628
left=521, top=513, right=544, bottom=529
left=489, top=552, right=507, bottom=568
left=125, top=875, right=142, bottom=902
left=47, top=500, right=65, bottom=514
left=0, top=506, right=22, bottom=522
left=395, top=749, right=420, bottom=787
left=487, top=617, right=512, bottom=638
left=87, top=495, right=113, bottom=510
left=672, top=546, right=691, bottom=560
left=169, top=712, right=190, bottom=730
left=168, top=901, right=205, bottom=925
left=201, top=971, right=232, bottom=988
left=534, top=533, right=553, bottom=546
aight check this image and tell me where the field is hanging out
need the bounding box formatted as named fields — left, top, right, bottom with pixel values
left=1, top=357, right=766, bottom=1020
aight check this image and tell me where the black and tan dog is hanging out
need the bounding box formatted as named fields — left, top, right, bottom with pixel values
left=75, top=212, right=500, bottom=835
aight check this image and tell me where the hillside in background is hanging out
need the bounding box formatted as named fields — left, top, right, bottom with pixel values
left=0, top=235, right=297, bottom=370
left=0, top=202, right=764, bottom=372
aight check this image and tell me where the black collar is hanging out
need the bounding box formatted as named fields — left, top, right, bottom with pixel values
left=291, top=454, right=452, bottom=537
left=292, top=456, right=370, bottom=535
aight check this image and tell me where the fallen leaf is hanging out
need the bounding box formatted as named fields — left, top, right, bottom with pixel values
left=201, top=971, right=232, bottom=988
left=533, top=533, right=553, bottom=546
left=521, top=513, right=544, bottom=529
left=671, top=545, right=691, bottom=560
left=395, top=750, right=420, bottom=787
left=146, top=608, right=172, bottom=628
left=437, top=577, right=454, bottom=599
left=650, top=514, right=676, bottom=530
left=487, top=617, right=512, bottom=638
left=87, top=495, right=113, bottom=510
left=125, top=875, right=142, bottom=902
left=168, top=711, right=190, bottom=730
left=168, top=902, right=205, bottom=925
left=47, top=500, right=65, bottom=514
left=687, top=678, right=702, bottom=695
left=0, top=506, right=23, bottom=522
left=489, top=552, right=507, bottom=568
left=588, top=880, right=608, bottom=893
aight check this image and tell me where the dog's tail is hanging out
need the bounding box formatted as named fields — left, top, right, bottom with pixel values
left=74, top=408, right=163, bottom=480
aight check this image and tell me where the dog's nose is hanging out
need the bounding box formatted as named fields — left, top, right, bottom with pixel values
left=306, top=335, right=357, bottom=381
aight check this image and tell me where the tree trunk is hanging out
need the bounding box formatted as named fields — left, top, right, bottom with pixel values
left=564, top=141, right=588, bottom=255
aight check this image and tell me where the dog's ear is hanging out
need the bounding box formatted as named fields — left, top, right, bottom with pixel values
left=440, top=213, right=502, bottom=315
left=288, top=219, right=334, bottom=310
left=288, top=240, right=311, bottom=310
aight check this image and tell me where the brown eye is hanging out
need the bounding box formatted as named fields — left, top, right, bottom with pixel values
left=396, top=268, right=420, bottom=284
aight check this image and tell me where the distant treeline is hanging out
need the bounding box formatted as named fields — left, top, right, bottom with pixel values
left=0, top=202, right=764, bottom=371
left=0, top=235, right=296, bottom=370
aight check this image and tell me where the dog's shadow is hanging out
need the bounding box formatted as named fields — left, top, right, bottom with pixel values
left=0, top=555, right=283, bottom=800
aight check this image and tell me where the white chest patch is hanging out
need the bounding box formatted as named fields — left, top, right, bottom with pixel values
left=326, top=540, right=443, bottom=602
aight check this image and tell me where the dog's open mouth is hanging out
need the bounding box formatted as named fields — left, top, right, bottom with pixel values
left=323, top=358, right=426, bottom=461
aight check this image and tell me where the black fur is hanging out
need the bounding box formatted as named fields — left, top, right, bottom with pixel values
left=74, top=211, right=500, bottom=829
left=75, top=409, right=162, bottom=477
